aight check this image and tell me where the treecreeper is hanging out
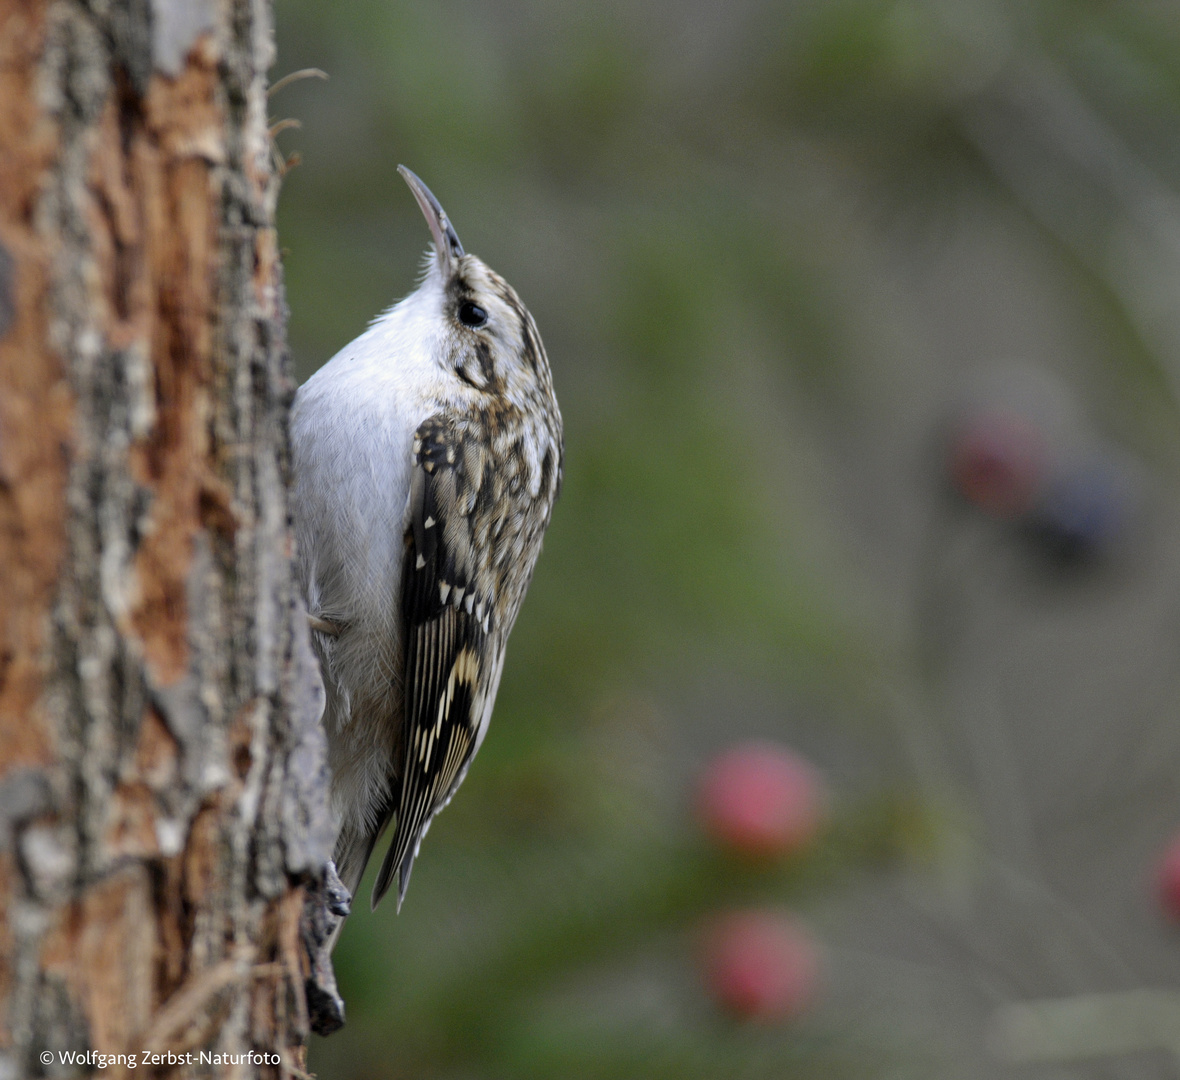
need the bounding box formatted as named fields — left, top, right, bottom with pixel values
left=291, top=168, right=563, bottom=1033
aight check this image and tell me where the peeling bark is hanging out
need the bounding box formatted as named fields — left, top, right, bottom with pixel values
left=0, top=0, right=333, bottom=1076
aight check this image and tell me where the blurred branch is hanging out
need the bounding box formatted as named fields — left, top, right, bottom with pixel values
left=990, top=989, right=1180, bottom=1063
left=962, top=49, right=1180, bottom=418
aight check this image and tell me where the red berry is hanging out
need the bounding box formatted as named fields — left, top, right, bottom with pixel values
left=697, top=742, right=828, bottom=857
left=702, top=909, right=821, bottom=1021
left=1155, top=832, right=1180, bottom=921
left=948, top=410, right=1047, bottom=518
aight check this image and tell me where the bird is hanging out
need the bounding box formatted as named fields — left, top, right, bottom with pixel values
left=290, top=167, right=563, bottom=914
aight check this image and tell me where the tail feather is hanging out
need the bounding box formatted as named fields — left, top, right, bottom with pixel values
left=333, top=810, right=391, bottom=901
left=371, top=812, right=432, bottom=912
left=335, top=792, right=435, bottom=913
left=371, top=840, right=413, bottom=913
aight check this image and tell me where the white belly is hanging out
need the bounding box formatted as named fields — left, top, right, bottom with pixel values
left=290, top=299, right=441, bottom=837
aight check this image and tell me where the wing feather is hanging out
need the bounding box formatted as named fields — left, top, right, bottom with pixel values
left=371, top=416, right=494, bottom=910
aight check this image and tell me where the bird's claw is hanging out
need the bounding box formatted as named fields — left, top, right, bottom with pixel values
left=301, top=860, right=352, bottom=1036
left=325, top=859, right=352, bottom=917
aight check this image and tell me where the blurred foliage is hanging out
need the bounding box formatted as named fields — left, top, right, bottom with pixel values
left=272, top=0, right=1180, bottom=1076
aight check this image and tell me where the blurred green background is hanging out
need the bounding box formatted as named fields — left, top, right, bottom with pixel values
left=273, top=1, right=1180, bottom=1076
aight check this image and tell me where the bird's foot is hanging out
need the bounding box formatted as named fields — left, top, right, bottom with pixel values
left=301, top=860, right=351, bottom=1036
left=323, top=859, right=352, bottom=917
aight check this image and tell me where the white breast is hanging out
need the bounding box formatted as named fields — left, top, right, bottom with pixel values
left=290, top=283, right=446, bottom=832
left=292, top=287, right=445, bottom=631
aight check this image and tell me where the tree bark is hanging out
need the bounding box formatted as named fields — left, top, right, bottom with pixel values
left=0, top=0, right=332, bottom=1075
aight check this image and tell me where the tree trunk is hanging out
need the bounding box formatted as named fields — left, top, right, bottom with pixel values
left=0, top=0, right=332, bottom=1075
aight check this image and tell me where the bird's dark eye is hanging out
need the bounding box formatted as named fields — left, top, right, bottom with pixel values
left=458, top=301, right=488, bottom=329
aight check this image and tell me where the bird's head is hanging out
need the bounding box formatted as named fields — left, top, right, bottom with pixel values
left=399, top=166, right=556, bottom=411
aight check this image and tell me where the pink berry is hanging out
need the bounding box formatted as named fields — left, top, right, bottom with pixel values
left=697, top=742, right=828, bottom=857
left=702, top=909, right=822, bottom=1021
left=1155, top=832, right=1180, bottom=921
left=948, top=410, right=1047, bottom=518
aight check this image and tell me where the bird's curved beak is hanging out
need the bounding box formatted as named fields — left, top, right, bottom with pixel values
left=398, top=165, right=464, bottom=275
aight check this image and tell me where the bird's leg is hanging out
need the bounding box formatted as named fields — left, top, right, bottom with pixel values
left=301, top=859, right=351, bottom=1036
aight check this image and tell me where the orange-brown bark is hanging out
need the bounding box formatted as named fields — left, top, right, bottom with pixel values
left=0, top=1, right=330, bottom=1074
left=0, top=0, right=68, bottom=770
left=0, top=0, right=67, bottom=1047
left=87, top=44, right=224, bottom=685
